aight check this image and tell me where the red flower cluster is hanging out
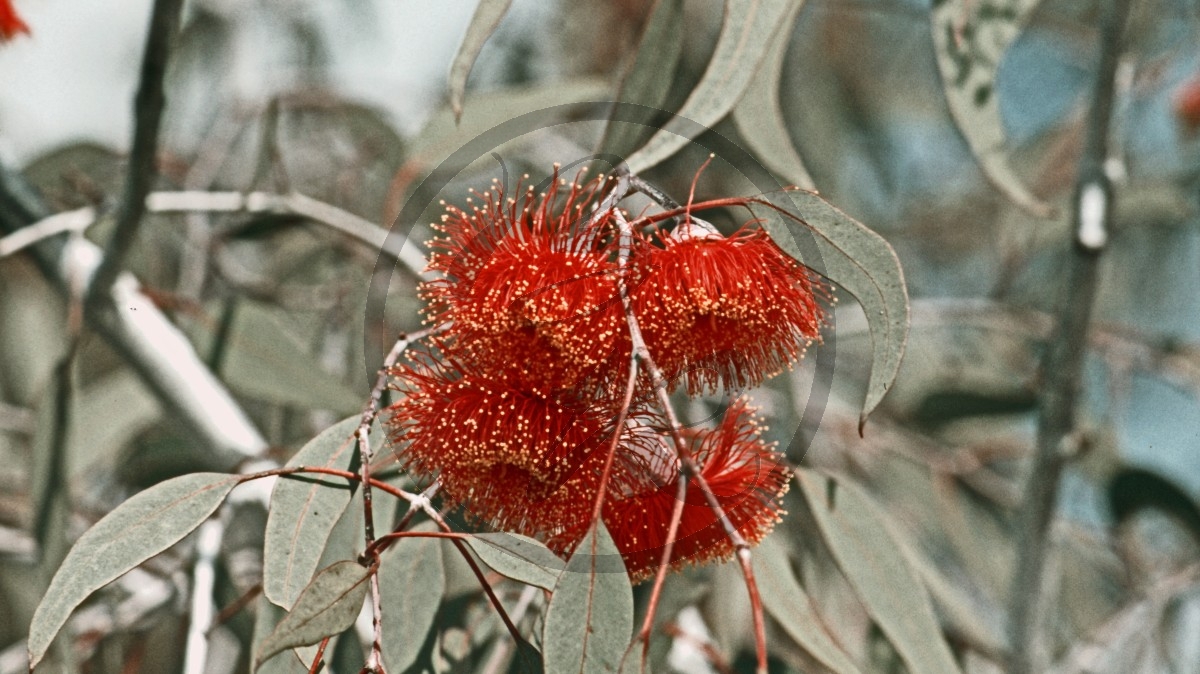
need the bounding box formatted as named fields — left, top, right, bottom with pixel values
left=0, top=0, right=29, bottom=42
left=388, top=170, right=824, bottom=580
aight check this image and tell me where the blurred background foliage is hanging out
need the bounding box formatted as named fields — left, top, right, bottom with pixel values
left=2, top=0, right=1200, bottom=672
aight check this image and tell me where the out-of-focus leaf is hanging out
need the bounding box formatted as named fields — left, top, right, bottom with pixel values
left=252, top=596, right=314, bottom=674
left=731, top=0, right=814, bottom=191
left=931, top=0, right=1051, bottom=217
left=466, top=532, right=564, bottom=591
left=755, top=537, right=864, bottom=674
left=755, top=191, right=909, bottom=429
left=626, top=0, right=796, bottom=174
left=543, top=524, right=633, bottom=673
left=448, top=0, right=514, bottom=122
left=193, top=299, right=362, bottom=413
left=28, top=473, right=240, bottom=668
left=264, top=416, right=366, bottom=609
left=796, top=469, right=963, bottom=674
left=409, top=79, right=610, bottom=165
left=255, top=560, right=372, bottom=670
left=68, top=370, right=161, bottom=479
left=379, top=523, right=445, bottom=673
left=596, top=0, right=684, bottom=161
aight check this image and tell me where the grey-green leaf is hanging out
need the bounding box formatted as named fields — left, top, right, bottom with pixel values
left=28, top=472, right=240, bottom=668
left=448, top=0, right=514, bottom=122
left=597, top=0, right=684, bottom=161
left=754, top=537, right=863, bottom=674
left=252, top=596, right=314, bottom=674
left=264, top=415, right=363, bottom=609
left=731, top=0, right=814, bottom=191
left=625, top=0, right=796, bottom=174
left=795, top=469, right=963, bottom=674
left=467, top=532, right=564, bottom=592
left=543, top=524, right=633, bottom=674
left=255, top=560, right=372, bottom=670
left=379, top=523, right=445, bottom=673
left=931, top=0, right=1051, bottom=217
left=754, top=190, right=909, bottom=428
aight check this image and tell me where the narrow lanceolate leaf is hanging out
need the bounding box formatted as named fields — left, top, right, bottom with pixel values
left=731, top=0, right=815, bottom=191
left=931, top=0, right=1050, bottom=217
left=252, top=596, right=313, bottom=674
left=28, top=473, right=240, bottom=668
left=467, top=532, right=565, bottom=592
left=795, top=470, right=964, bottom=674
left=379, top=524, right=445, bottom=674
left=754, top=537, right=863, bottom=674
left=626, top=0, right=795, bottom=174
left=255, top=561, right=372, bottom=670
left=264, top=415, right=362, bottom=609
left=448, top=0, right=514, bottom=122
left=755, top=190, right=909, bottom=429
left=543, top=524, right=633, bottom=674
left=596, top=0, right=684, bottom=161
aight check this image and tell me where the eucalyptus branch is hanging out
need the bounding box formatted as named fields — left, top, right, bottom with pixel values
left=86, top=0, right=183, bottom=301
left=1007, top=2, right=1135, bottom=672
left=146, top=190, right=432, bottom=282
left=609, top=208, right=769, bottom=674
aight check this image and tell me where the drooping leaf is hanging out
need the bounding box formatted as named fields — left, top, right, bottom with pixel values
left=264, top=416, right=364, bottom=609
left=252, top=596, right=315, bottom=674
left=543, top=524, right=633, bottom=674
left=596, top=0, right=685, bottom=162
left=754, top=190, right=909, bottom=429
left=754, top=537, right=864, bottom=674
left=255, top=560, right=372, bottom=669
left=448, top=0, right=514, bottom=123
left=28, top=473, right=240, bottom=668
left=625, top=0, right=797, bottom=174
left=795, top=469, right=963, bottom=674
left=466, top=532, right=565, bottom=592
left=379, top=523, right=446, bottom=673
left=731, top=0, right=815, bottom=191
left=931, top=0, right=1051, bottom=217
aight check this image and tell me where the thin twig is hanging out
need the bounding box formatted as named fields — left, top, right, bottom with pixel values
left=350, top=326, right=438, bottom=672
left=610, top=207, right=770, bottom=674
left=0, top=207, right=94, bottom=258
left=146, top=190, right=432, bottom=282
left=308, top=637, right=330, bottom=674
left=1007, top=2, right=1134, bottom=673
left=417, top=501, right=526, bottom=646
left=86, top=0, right=184, bottom=300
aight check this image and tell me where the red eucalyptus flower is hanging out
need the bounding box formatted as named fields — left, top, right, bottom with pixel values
left=421, top=174, right=627, bottom=391
left=0, top=0, right=29, bottom=41
left=388, top=358, right=614, bottom=539
left=595, top=400, right=791, bottom=582
left=631, top=225, right=825, bottom=394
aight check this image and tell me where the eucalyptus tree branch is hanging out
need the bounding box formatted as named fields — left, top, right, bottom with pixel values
left=86, top=0, right=183, bottom=301
left=146, top=190, right=432, bottom=282
left=610, top=208, right=769, bottom=674
left=1007, top=2, right=1135, bottom=672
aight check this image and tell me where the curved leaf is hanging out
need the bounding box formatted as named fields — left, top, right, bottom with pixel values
left=28, top=472, right=240, bottom=668
left=754, top=190, right=909, bottom=429
left=379, top=523, right=445, bottom=673
left=754, top=537, right=863, bottom=674
left=626, top=0, right=796, bottom=174
left=795, top=469, right=963, bottom=674
left=264, top=415, right=363, bottom=609
left=931, top=0, right=1051, bottom=217
left=731, top=0, right=815, bottom=191
left=543, top=524, right=633, bottom=674
left=467, top=532, right=565, bottom=592
left=597, top=0, right=684, bottom=161
left=448, top=0, right=514, bottom=122
left=255, top=560, right=372, bottom=670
